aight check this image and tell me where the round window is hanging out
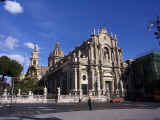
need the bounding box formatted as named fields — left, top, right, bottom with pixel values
left=82, top=75, right=86, bottom=80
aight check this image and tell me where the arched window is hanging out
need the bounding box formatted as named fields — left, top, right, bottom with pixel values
left=82, top=75, right=86, bottom=81
left=33, top=60, right=36, bottom=65
left=80, top=50, right=87, bottom=58
left=103, top=47, right=110, bottom=61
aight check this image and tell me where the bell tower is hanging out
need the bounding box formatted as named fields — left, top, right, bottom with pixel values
left=30, top=44, right=39, bottom=67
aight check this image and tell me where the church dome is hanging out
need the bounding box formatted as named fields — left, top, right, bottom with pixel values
left=50, top=42, right=64, bottom=58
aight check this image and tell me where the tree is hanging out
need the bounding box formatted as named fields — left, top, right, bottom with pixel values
left=14, top=77, right=43, bottom=95
left=0, top=56, right=23, bottom=81
left=25, top=66, right=36, bottom=78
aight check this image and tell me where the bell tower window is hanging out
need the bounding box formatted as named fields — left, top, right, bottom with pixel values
left=33, top=60, right=36, bottom=65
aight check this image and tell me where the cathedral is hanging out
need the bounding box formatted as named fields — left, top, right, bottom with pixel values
left=25, top=26, right=160, bottom=101
left=27, top=27, right=125, bottom=97
left=42, top=27, right=125, bottom=96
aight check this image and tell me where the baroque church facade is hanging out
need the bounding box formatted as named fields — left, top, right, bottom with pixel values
left=42, top=27, right=125, bottom=96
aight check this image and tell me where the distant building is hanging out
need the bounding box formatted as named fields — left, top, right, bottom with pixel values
left=44, top=27, right=125, bottom=96
left=124, top=52, right=160, bottom=100
left=27, top=45, right=48, bottom=80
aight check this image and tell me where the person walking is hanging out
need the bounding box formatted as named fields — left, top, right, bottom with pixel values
left=88, top=97, right=92, bottom=110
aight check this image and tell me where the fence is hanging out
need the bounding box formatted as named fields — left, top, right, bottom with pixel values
left=0, top=95, right=56, bottom=104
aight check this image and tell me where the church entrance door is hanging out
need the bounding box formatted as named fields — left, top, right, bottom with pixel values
left=105, top=81, right=111, bottom=91
left=81, top=84, right=88, bottom=95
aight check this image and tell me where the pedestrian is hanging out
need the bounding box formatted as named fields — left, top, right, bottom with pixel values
left=110, top=99, right=113, bottom=104
left=55, top=94, right=58, bottom=103
left=79, top=98, right=81, bottom=103
left=88, top=97, right=92, bottom=110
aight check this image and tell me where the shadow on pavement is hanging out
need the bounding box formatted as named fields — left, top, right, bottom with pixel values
left=0, top=102, right=160, bottom=117
left=21, top=116, right=63, bottom=120
left=93, top=102, right=160, bottom=110
left=0, top=116, right=63, bottom=120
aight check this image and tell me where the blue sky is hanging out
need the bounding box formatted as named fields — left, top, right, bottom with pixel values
left=0, top=0, right=160, bottom=72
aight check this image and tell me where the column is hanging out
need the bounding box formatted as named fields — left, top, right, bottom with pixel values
left=94, top=42, right=97, bottom=65
left=102, top=79, right=106, bottom=95
left=97, top=71, right=100, bottom=90
left=78, top=69, right=82, bottom=96
left=111, top=80, right=114, bottom=94
left=115, top=48, right=121, bottom=68
left=91, top=46, right=94, bottom=62
left=73, top=68, right=77, bottom=91
left=100, top=70, right=104, bottom=90
left=120, top=80, right=124, bottom=97
left=101, top=70, right=106, bottom=95
left=115, top=71, right=120, bottom=96
left=75, top=68, right=77, bottom=91
left=97, top=70, right=101, bottom=96
left=109, top=50, right=111, bottom=63
left=91, top=69, right=95, bottom=91
left=100, top=45, right=103, bottom=63
left=115, top=71, right=119, bottom=89
left=88, top=68, right=95, bottom=96
left=88, top=44, right=93, bottom=63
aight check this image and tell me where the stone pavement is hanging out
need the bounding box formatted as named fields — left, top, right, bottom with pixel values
left=0, top=102, right=160, bottom=120
left=0, top=108, right=160, bottom=120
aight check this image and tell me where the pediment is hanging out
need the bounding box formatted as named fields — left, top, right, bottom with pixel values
left=104, top=72, right=113, bottom=77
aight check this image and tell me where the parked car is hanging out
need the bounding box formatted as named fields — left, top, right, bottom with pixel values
left=111, top=97, right=124, bottom=103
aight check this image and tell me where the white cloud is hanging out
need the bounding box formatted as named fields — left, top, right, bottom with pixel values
left=3, top=36, right=18, bottom=50
left=0, top=34, right=5, bottom=39
left=0, top=53, right=24, bottom=64
left=35, top=44, right=40, bottom=50
left=24, top=42, right=40, bottom=50
left=24, top=42, right=34, bottom=49
left=4, top=1, right=23, bottom=14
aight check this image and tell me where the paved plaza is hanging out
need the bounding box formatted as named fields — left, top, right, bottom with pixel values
left=0, top=102, right=160, bottom=120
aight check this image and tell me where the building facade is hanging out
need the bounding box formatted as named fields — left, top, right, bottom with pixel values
left=44, top=28, right=124, bottom=96
left=123, top=52, right=160, bottom=100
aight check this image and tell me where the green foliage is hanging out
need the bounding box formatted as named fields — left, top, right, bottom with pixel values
left=25, top=66, right=36, bottom=78
left=14, top=77, right=43, bottom=95
left=0, top=56, right=23, bottom=77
